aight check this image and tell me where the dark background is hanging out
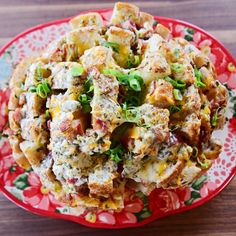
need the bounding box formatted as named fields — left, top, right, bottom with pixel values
left=0, top=1, right=235, bottom=235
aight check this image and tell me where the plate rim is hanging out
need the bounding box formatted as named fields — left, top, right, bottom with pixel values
left=0, top=8, right=235, bottom=229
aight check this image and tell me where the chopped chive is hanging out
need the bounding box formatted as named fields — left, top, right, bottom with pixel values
left=101, top=41, right=120, bottom=53
left=70, top=64, right=84, bottom=77
left=173, top=89, right=183, bottom=101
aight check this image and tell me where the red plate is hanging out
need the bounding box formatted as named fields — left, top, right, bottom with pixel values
left=0, top=9, right=235, bottom=228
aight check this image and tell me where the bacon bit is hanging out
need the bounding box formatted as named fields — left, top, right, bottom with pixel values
left=47, top=120, right=51, bottom=129
left=59, top=119, right=71, bottom=132
left=13, top=108, right=22, bottom=123
left=169, top=133, right=179, bottom=145
left=95, top=118, right=108, bottom=132
left=75, top=184, right=90, bottom=196
left=68, top=178, right=77, bottom=184
left=88, top=67, right=100, bottom=80
left=72, top=120, right=84, bottom=135
left=18, top=94, right=26, bottom=106
left=149, top=80, right=156, bottom=96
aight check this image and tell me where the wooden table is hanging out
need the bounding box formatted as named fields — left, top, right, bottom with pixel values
left=0, top=1, right=235, bottom=235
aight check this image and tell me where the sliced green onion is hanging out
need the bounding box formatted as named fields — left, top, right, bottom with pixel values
left=124, top=108, right=141, bottom=124
left=164, top=77, right=186, bottom=90
left=125, top=96, right=140, bottom=107
left=41, top=80, right=51, bottom=94
left=165, top=76, right=177, bottom=87
left=106, top=145, right=124, bottom=163
left=36, top=66, right=51, bottom=80
left=129, top=78, right=141, bottom=92
left=176, top=80, right=186, bottom=89
left=103, top=69, right=144, bottom=92
left=80, top=94, right=88, bottom=103
left=117, top=74, right=130, bottom=85
left=127, top=55, right=140, bottom=68
left=169, top=105, right=181, bottom=114
left=171, top=63, right=184, bottom=73
left=173, top=89, right=183, bottom=101
left=82, top=104, right=91, bottom=113
left=84, top=76, right=94, bottom=93
left=211, top=107, right=221, bottom=127
left=134, top=55, right=140, bottom=65
left=79, top=94, right=92, bottom=113
left=45, top=109, right=50, bottom=119
left=70, top=64, right=84, bottom=77
left=103, top=69, right=123, bottom=77
left=36, top=84, right=47, bottom=98
left=192, top=147, right=198, bottom=157
left=101, top=41, right=120, bottom=53
left=29, top=86, right=36, bottom=93
left=194, top=68, right=206, bottom=88
left=20, top=82, right=25, bottom=90
left=197, top=154, right=211, bottom=169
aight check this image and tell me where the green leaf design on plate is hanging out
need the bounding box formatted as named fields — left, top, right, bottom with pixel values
left=13, top=173, right=29, bottom=190
left=135, top=192, right=152, bottom=221
left=191, top=191, right=201, bottom=199
left=5, top=186, right=24, bottom=201
left=9, top=164, right=17, bottom=173
left=184, top=198, right=194, bottom=206
left=192, top=175, right=207, bottom=190
left=135, top=207, right=152, bottom=221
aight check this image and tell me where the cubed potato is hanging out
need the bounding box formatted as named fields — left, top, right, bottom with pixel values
left=20, top=140, right=44, bottom=166
left=9, top=135, right=31, bottom=169
left=146, top=79, right=174, bottom=108
left=70, top=12, right=104, bottom=29
left=110, top=2, right=140, bottom=25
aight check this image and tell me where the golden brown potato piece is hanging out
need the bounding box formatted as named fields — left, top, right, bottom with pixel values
left=8, top=135, right=31, bottom=169
left=19, top=140, right=44, bottom=166
left=105, top=26, right=135, bottom=67
left=146, top=79, right=174, bottom=108
left=9, top=57, right=36, bottom=90
left=70, top=12, right=104, bottom=29
left=155, top=24, right=170, bottom=40
left=139, top=12, right=154, bottom=26
left=110, top=2, right=140, bottom=25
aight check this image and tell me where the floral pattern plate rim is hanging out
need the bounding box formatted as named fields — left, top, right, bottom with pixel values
left=0, top=8, right=236, bottom=229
